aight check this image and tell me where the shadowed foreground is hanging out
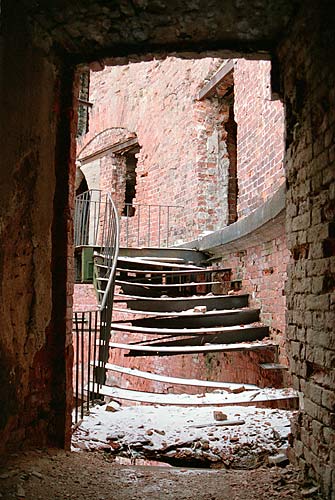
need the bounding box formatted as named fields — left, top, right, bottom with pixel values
left=0, top=449, right=323, bottom=499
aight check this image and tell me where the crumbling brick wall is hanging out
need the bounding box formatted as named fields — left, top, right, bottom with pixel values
left=0, top=7, right=75, bottom=453
left=277, top=3, right=335, bottom=497
left=215, top=215, right=290, bottom=365
left=73, top=57, right=287, bottom=371
left=77, top=58, right=222, bottom=244
left=77, top=57, right=284, bottom=245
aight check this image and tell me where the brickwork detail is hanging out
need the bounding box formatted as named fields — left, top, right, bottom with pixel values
left=217, top=220, right=290, bottom=365
left=77, top=58, right=284, bottom=244
left=234, top=60, right=285, bottom=218
left=277, top=4, right=335, bottom=497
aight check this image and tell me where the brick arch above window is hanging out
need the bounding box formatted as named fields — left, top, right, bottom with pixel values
left=77, top=127, right=138, bottom=164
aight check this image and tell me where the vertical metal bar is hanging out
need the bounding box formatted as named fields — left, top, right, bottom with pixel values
left=82, top=192, right=88, bottom=246
left=137, top=205, right=140, bottom=247
left=148, top=205, right=151, bottom=247
left=81, top=312, right=85, bottom=420
left=166, top=206, right=170, bottom=248
left=74, top=312, right=80, bottom=424
left=87, top=311, right=92, bottom=410
left=158, top=205, right=161, bottom=248
left=126, top=204, right=129, bottom=247
left=93, top=310, right=98, bottom=397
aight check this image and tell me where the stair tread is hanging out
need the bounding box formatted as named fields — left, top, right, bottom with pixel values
left=113, top=306, right=258, bottom=318
left=106, top=339, right=276, bottom=354
left=91, top=362, right=259, bottom=391
left=117, top=256, right=204, bottom=270
left=132, top=257, right=187, bottom=263
left=116, top=279, right=221, bottom=288
left=116, top=267, right=230, bottom=275
left=110, top=321, right=267, bottom=336
left=134, top=330, right=268, bottom=350
left=113, top=293, right=249, bottom=311
left=88, top=383, right=298, bottom=406
left=114, top=292, right=248, bottom=302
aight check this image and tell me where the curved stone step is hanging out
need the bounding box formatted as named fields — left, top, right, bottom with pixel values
left=110, top=321, right=267, bottom=338
left=105, top=339, right=275, bottom=355
left=127, top=308, right=260, bottom=328
left=118, top=246, right=208, bottom=265
left=127, top=326, right=268, bottom=352
left=115, top=279, right=220, bottom=297
left=92, top=362, right=259, bottom=391
left=117, top=256, right=204, bottom=271
left=114, top=293, right=249, bottom=311
left=116, top=266, right=230, bottom=276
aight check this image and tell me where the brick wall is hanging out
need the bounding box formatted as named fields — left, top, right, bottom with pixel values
left=215, top=213, right=290, bottom=365
left=73, top=284, right=98, bottom=312
left=277, top=3, right=335, bottom=497
left=234, top=60, right=285, bottom=218
left=0, top=6, right=75, bottom=453
left=77, top=58, right=221, bottom=244
left=77, top=57, right=284, bottom=244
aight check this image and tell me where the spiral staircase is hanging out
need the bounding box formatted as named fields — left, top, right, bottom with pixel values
left=73, top=190, right=297, bottom=417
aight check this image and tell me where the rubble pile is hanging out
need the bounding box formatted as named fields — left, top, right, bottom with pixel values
left=72, top=403, right=294, bottom=468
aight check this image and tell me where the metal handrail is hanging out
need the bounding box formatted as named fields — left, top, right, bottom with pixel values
left=74, top=189, right=102, bottom=247
left=75, top=190, right=183, bottom=250
left=74, top=189, right=119, bottom=311
left=99, top=192, right=120, bottom=311
left=121, top=202, right=183, bottom=247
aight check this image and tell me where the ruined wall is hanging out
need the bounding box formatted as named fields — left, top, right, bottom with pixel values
left=234, top=60, right=285, bottom=218
left=278, top=3, right=335, bottom=497
left=2, top=2, right=333, bottom=496
left=0, top=5, right=74, bottom=453
left=73, top=57, right=288, bottom=375
left=77, top=58, right=284, bottom=245
left=77, top=58, right=222, bottom=244
left=214, top=213, right=290, bottom=365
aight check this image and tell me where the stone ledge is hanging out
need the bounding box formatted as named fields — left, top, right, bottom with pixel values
left=179, top=182, right=286, bottom=255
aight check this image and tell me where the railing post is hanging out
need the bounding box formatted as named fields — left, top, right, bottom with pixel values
left=137, top=205, right=140, bottom=246
left=158, top=205, right=161, bottom=247
left=148, top=205, right=151, bottom=247
left=166, top=206, right=170, bottom=248
left=126, top=204, right=129, bottom=247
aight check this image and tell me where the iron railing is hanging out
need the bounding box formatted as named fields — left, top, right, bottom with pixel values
left=95, top=192, right=120, bottom=386
left=74, top=190, right=183, bottom=249
left=121, top=203, right=183, bottom=248
left=73, top=310, right=100, bottom=423
left=74, top=189, right=102, bottom=247
left=72, top=191, right=183, bottom=422
left=73, top=190, right=120, bottom=422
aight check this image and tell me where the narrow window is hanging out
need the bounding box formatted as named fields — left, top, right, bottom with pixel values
left=225, top=93, right=238, bottom=224
left=77, top=71, right=91, bottom=137
left=122, top=147, right=139, bottom=217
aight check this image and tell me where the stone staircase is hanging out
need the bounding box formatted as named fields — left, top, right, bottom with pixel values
left=93, top=246, right=297, bottom=409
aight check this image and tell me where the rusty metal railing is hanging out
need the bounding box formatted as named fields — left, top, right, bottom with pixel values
left=75, top=190, right=183, bottom=249
left=74, top=189, right=102, bottom=247
left=120, top=202, right=183, bottom=248
left=73, top=190, right=120, bottom=419
left=73, top=191, right=183, bottom=420
left=72, top=310, right=100, bottom=423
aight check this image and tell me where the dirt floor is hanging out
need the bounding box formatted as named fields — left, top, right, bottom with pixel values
left=0, top=448, right=324, bottom=500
